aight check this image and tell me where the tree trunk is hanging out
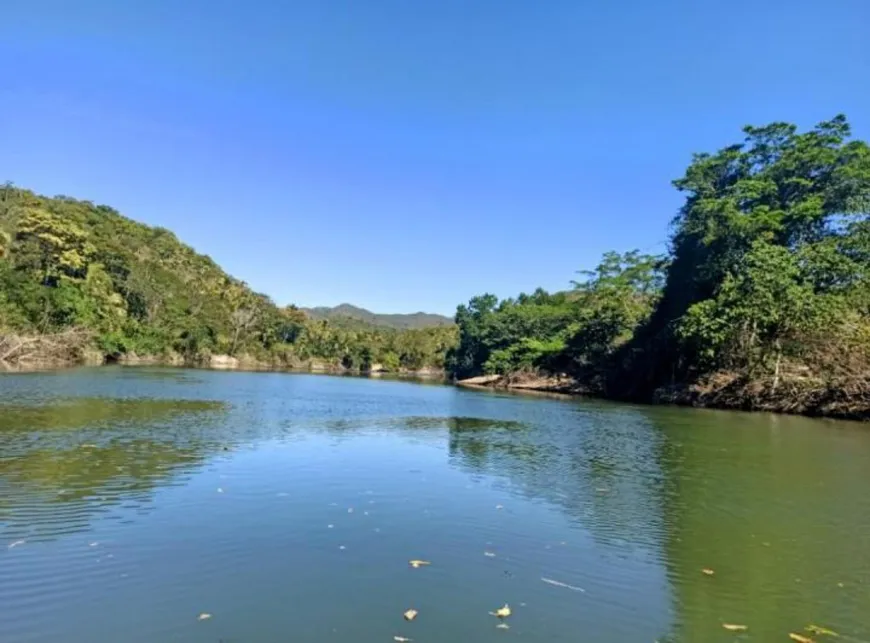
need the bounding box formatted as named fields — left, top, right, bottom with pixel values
left=772, top=338, right=782, bottom=393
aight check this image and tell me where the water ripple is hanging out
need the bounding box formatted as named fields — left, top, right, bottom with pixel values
left=1, top=369, right=869, bottom=643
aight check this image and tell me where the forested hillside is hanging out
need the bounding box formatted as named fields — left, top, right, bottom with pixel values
left=302, top=304, right=452, bottom=329
left=5, top=114, right=870, bottom=418
left=0, top=185, right=456, bottom=371
left=448, top=116, right=870, bottom=417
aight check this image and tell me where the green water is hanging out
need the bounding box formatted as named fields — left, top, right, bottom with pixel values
left=1, top=368, right=869, bottom=643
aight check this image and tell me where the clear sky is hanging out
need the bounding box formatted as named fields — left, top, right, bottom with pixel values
left=1, top=0, right=868, bottom=315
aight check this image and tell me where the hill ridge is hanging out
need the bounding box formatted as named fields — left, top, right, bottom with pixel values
left=302, top=303, right=452, bottom=329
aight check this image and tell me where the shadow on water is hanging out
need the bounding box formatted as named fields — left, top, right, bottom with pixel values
left=0, top=397, right=228, bottom=541
left=442, top=404, right=669, bottom=554
left=431, top=401, right=870, bottom=641
left=645, top=407, right=870, bottom=642
left=319, top=414, right=527, bottom=434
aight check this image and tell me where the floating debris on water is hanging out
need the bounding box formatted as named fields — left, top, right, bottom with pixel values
left=790, top=634, right=815, bottom=643
left=217, top=488, right=224, bottom=493
left=496, top=623, right=510, bottom=630
left=490, top=604, right=511, bottom=619
left=198, top=613, right=212, bottom=621
left=339, top=545, right=346, bottom=550
left=393, top=637, right=413, bottom=642
left=722, top=624, right=748, bottom=632
left=484, top=551, right=496, bottom=558
left=541, top=577, right=585, bottom=592
left=701, top=568, right=715, bottom=576
left=806, top=625, right=838, bottom=637
left=328, top=524, right=334, bottom=529
left=89, top=542, right=99, bottom=547
left=409, top=560, right=431, bottom=568
left=403, top=609, right=418, bottom=621
left=495, top=505, right=504, bottom=510
left=7, top=540, right=26, bottom=549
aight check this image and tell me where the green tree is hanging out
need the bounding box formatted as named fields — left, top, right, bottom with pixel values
left=678, top=240, right=836, bottom=383
left=566, top=251, right=664, bottom=371
left=14, top=207, right=94, bottom=284
left=621, top=115, right=870, bottom=396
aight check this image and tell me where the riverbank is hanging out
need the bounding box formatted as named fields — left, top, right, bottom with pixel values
left=457, top=372, right=586, bottom=394
left=1, top=349, right=446, bottom=379
left=115, top=352, right=445, bottom=377
left=5, top=346, right=868, bottom=421
left=457, top=371, right=870, bottom=421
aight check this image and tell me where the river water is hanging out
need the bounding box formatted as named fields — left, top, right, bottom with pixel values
left=1, top=367, right=869, bottom=643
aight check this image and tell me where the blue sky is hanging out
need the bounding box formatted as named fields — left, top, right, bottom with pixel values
left=1, top=0, right=868, bottom=315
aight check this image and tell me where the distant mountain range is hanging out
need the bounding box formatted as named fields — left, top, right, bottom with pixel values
left=302, top=303, right=453, bottom=330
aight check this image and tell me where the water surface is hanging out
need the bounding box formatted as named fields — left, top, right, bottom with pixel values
left=1, top=367, right=869, bottom=642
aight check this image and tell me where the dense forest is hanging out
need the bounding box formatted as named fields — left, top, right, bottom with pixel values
left=0, top=186, right=455, bottom=372
left=447, top=116, right=870, bottom=417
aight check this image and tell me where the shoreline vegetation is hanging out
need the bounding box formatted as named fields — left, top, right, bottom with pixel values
left=0, top=328, right=448, bottom=377
left=3, top=115, right=870, bottom=420
left=447, top=115, right=870, bottom=421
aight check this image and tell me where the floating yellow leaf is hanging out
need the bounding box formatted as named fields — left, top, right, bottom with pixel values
left=722, top=623, right=748, bottom=632
left=790, top=634, right=814, bottom=643
left=408, top=560, right=430, bottom=569
left=490, top=604, right=511, bottom=619
left=806, top=626, right=838, bottom=638
left=403, top=609, right=418, bottom=622
left=701, top=568, right=715, bottom=576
